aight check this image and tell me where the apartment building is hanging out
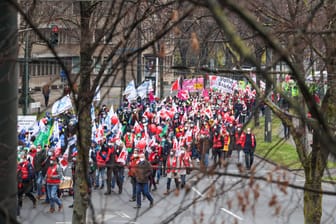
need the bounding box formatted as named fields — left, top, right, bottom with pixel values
left=17, top=0, right=175, bottom=106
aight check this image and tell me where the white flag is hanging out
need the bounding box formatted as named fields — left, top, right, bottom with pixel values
left=123, top=80, right=136, bottom=95
left=137, top=80, right=153, bottom=99
left=51, top=95, right=73, bottom=116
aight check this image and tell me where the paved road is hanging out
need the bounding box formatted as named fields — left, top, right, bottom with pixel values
left=18, top=152, right=336, bottom=224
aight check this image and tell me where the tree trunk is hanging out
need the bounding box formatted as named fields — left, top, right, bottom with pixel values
left=0, top=1, right=18, bottom=223
left=302, top=1, right=336, bottom=223
left=303, top=131, right=327, bottom=224
left=303, top=133, right=327, bottom=224
left=303, top=180, right=322, bottom=224
left=72, top=2, right=93, bottom=224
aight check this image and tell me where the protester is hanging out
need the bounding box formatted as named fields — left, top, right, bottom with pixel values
left=128, top=150, right=140, bottom=202
left=241, top=128, right=257, bottom=170
left=46, top=156, right=63, bottom=213
left=68, top=154, right=76, bottom=208
left=17, top=155, right=37, bottom=210
left=95, top=144, right=106, bottom=190
left=179, top=147, right=192, bottom=188
left=33, top=144, right=48, bottom=200
left=222, top=130, right=231, bottom=161
left=134, top=153, right=154, bottom=209
left=164, top=150, right=180, bottom=195
left=148, top=147, right=160, bottom=191
left=105, top=140, right=124, bottom=195
left=235, top=125, right=244, bottom=164
left=88, top=141, right=97, bottom=188
left=225, top=123, right=235, bottom=158
left=212, top=129, right=224, bottom=166
left=198, top=122, right=212, bottom=169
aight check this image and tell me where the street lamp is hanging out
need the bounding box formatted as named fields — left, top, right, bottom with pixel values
left=19, top=29, right=32, bottom=115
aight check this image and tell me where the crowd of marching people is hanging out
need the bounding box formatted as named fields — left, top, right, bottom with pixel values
left=17, top=87, right=259, bottom=213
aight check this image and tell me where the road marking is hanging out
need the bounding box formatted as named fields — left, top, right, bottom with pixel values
left=192, top=187, right=204, bottom=197
left=221, top=208, right=244, bottom=221
left=95, top=214, right=117, bottom=222
left=115, top=211, right=131, bottom=219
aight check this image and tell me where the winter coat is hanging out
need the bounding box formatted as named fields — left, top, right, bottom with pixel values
left=135, top=160, right=153, bottom=183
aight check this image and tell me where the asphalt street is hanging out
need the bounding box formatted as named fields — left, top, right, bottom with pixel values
left=18, top=152, right=336, bottom=224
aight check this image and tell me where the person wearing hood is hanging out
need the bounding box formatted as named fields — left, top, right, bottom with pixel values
left=134, top=153, right=154, bottom=209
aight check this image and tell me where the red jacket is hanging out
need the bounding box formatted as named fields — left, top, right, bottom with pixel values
left=46, top=164, right=61, bottom=184
left=179, top=153, right=191, bottom=168
left=124, top=132, right=135, bottom=149
left=18, top=161, right=31, bottom=181
left=166, top=156, right=178, bottom=173
left=240, top=132, right=256, bottom=148
left=212, top=135, right=223, bottom=149
left=148, top=152, right=160, bottom=169
left=128, top=157, right=139, bottom=177
left=96, top=151, right=107, bottom=168
left=235, top=131, right=243, bottom=146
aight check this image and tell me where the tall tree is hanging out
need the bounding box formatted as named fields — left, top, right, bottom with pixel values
left=0, top=0, right=18, bottom=223
left=71, top=2, right=93, bottom=223
left=203, top=0, right=336, bottom=223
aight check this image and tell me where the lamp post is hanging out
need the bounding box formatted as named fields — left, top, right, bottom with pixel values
left=18, top=28, right=33, bottom=115
left=22, top=31, right=30, bottom=115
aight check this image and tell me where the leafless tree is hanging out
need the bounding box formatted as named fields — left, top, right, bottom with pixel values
left=0, top=1, right=19, bottom=223
left=200, top=0, right=336, bottom=223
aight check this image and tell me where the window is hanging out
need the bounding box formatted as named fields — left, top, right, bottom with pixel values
left=72, top=57, right=80, bottom=74
left=31, top=63, right=36, bottom=76
left=103, top=58, right=112, bottom=74
left=93, top=57, right=101, bottom=74
left=54, top=63, right=58, bottom=75
left=42, top=62, right=46, bottom=76
left=48, top=62, right=52, bottom=75
left=36, top=62, right=40, bottom=76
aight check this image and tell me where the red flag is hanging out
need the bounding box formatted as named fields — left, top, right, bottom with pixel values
left=60, top=158, right=68, bottom=170
left=170, top=79, right=179, bottom=92
left=178, top=90, right=189, bottom=100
